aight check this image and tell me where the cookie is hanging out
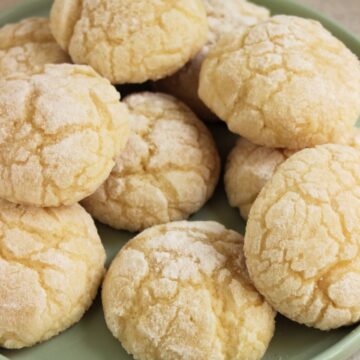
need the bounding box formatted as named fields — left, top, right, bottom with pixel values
left=225, top=138, right=295, bottom=219
left=102, top=221, right=275, bottom=360
left=0, top=17, right=70, bottom=77
left=155, top=0, right=269, bottom=120
left=225, top=130, right=360, bottom=219
left=0, top=64, right=129, bottom=207
left=199, top=16, right=360, bottom=148
left=0, top=199, right=105, bottom=348
left=50, top=0, right=208, bottom=84
left=82, top=92, right=220, bottom=232
left=245, top=144, right=360, bottom=330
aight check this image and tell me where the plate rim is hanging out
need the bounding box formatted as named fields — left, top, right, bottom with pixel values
left=0, top=0, right=360, bottom=359
left=0, top=0, right=52, bottom=22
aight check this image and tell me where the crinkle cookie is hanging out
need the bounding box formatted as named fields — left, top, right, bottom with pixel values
left=0, top=64, right=129, bottom=207
left=155, top=0, right=269, bottom=120
left=82, top=92, right=220, bottom=232
left=225, top=129, right=360, bottom=219
left=245, top=144, right=360, bottom=330
left=102, top=221, right=275, bottom=360
left=0, top=199, right=105, bottom=349
left=199, top=15, right=360, bottom=148
left=0, top=17, right=70, bottom=77
left=225, top=138, right=295, bottom=220
left=50, top=0, right=208, bottom=84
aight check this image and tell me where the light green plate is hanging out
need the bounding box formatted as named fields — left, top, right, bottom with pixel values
left=1, top=1, right=360, bottom=359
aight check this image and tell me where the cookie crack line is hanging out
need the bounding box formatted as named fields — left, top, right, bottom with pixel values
left=199, top=15, right=360, bottom=149
left=103, top=221, right=275, bottom=360
left=0, top=200, right=106, bottom=349
left=0, top=64, right=129, bottom=207
left=83, top=92, right=219, bottom=232
left=51, top=0, right=208, bottom=83
left=245, top=145, right=360, bottom=330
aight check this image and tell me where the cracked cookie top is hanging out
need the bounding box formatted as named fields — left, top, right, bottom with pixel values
left=82, top=92, right=220, bottom=232
left=0, top=64, right=129, bottom=207
left=0, top=199, right=105, bottom=348
left=199, top=15, right=360, bottom=148
left=0, top=17, right=70, bottom=77
left=50, top=0, right=208, bottom=84
left=245, top=144, right=360, bottom=330
left=155, top=0, right=269, bottom=121
left=102, top=221, right=275, bottom=360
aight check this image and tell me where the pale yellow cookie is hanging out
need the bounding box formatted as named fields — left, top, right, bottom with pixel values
left=199, top=15, right=360, bottom=148
left=0, top=199, right=105, bottom=349
left=103, top=221, right=275, bottom=360
left=0, top=17, right=70, bottom=77
left=50, top=0, right=208, bottom=84
left=245, top=144, right=360, bottom=330
left=155, top=0, right=269, bottom=120
left=82, top=92, right=220, bottom=232
left=225, top=138, right=295, bottom=219
left=0, top=64, right=129, bottom=207
left=225, top=129, right=360, bottom=219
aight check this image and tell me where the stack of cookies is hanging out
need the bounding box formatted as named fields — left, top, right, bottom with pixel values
left=1, top=0, right=360, bottom=359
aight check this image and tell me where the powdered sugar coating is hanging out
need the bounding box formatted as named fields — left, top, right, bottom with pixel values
left=103, top=221, right=275, bottom=360
left=0, top=17, right=70, bottom=77
left=245, top=144, right=360, bottom=330
left=82, top=92, right=220, bottom=232
left=0, top=199, right=105, bottom=348
left=199, top=15, right=360, bottom=148
left=155, top=0, right=269, bottom=120
left=0, top=64, right=129, bottom=207
left=50, top=0, right=208, bottom=84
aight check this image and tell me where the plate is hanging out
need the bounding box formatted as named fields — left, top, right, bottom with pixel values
left=1, top=1, right=360, bottom=359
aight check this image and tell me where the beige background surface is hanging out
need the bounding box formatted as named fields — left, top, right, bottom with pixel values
left=1, top=0, right=360, bottom=359
left=301, top=0, right=360, bottom=36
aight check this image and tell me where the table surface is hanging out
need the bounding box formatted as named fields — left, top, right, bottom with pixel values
left=1, top=0, right=360, bottom=359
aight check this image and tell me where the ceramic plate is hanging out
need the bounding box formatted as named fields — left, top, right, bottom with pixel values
left=1, top=0, right=360, bottom=359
